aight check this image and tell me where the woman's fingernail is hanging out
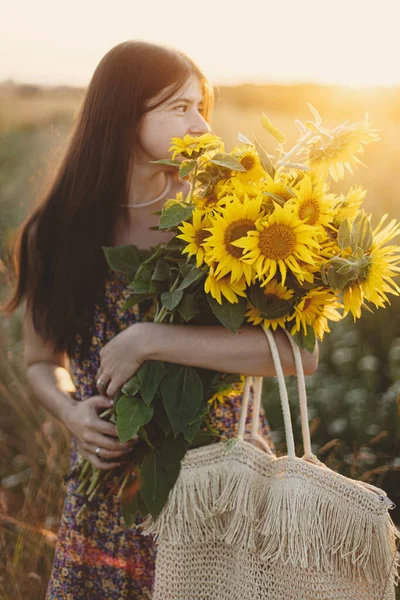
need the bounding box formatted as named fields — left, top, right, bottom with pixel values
left=108, top=399, right=114, bottom=405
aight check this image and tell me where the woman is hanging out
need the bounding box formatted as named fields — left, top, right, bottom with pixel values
left=5, top=41, right=318, bottom=599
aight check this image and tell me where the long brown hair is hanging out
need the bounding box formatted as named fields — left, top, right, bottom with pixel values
left=4, top=40, right=213, bottom=359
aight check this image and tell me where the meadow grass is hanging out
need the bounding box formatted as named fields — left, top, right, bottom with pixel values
left=0, top=81, right=399, bottom=599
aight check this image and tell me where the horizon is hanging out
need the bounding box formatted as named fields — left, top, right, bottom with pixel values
left=2, top=0, right=400, bottom=90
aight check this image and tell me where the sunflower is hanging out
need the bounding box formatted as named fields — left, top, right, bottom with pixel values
left=262, top=171, right=297, bottom=204
left=245, top=279, right=294, bottom=331
left=169, top=133, right=222, bottom=160
left=289, top=288, right=343, bottom=341
left=221, top=176, right=264, bottom=200
left=342, top=216, right=400, bottom=319
left=204, top=194, right=265, bottom=285
left=333, top=186, right=367, bottom=226
left=342, top=285, right=364, bottom=320
left=231, top=146, right=265, bottom=184
left=288, top=174, right=336, bottom=234
left=204, top=270, right=247, bottom=305
left=343, top=246, right=400, bottom=320
left=176, top=209, right=212, bottom=268
left=305, top=116, right=380, bottom=182
left=371, top=214, right=400, bottom=249
left=208, top=376, right=245, bottom=406
left=194, top=181, right=230, bottom=213
left=232, top=202, right=320, bottom=286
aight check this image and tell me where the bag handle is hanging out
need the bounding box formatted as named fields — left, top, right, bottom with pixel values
left=238, top=326, right=316, bottom=461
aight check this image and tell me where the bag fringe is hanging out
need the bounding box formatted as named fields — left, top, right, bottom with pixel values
left=140, top=441, right=400, bottom=586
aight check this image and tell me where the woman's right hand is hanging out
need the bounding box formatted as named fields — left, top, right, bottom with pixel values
left=64, top=395, right=137, bottom=470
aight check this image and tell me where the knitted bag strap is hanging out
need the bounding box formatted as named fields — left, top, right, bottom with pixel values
left=238, top=326, right=318, bottom=462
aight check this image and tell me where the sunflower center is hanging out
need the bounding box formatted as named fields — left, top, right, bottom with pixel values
left=240, top=156, right=256, bottom=171
left=299, top=199, right=320, bottom=225
left=224, top=219, right=256, bottom=258
left=258, top=224, right=296, bottom=260
left=195, top=229, right=211, bottom=246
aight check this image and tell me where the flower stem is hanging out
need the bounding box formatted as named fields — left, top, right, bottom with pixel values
left=86, top=469, right=100, bottom=496
left=276, top=130, right=315, bottom=169
left=117, top=467, right=133, bottom=499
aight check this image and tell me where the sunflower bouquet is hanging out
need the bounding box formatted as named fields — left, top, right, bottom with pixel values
left=76, top=104, right=400, bottom=524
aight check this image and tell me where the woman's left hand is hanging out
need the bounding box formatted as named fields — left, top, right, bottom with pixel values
left=96, top=323, right=152, bottom=399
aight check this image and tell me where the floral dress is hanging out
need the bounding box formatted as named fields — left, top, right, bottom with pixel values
left=46, top=267, right=275, bottom=600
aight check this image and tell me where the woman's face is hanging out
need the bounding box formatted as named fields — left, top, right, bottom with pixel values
left=137, top=73, right=210, bottom=164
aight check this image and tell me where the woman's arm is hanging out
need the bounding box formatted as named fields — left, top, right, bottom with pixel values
left=97, top=323, right=319, bottom=398
left=23, top=310, right=138, bottom=469
left=146, top=324, right=318, bottom=376
left=23, top=311, right=79, bottom=424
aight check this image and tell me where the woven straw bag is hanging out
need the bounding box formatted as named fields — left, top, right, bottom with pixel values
left=142, top=327, right=400, bottom=600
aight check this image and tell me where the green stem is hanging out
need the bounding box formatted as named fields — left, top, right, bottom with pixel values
left=154, top=272, right=181, bottom=323
left=76, top=503, right=88, bottom=522
left=186, top=164, right=198, bottom=205
left=276, top=130, right=315, bottom=170
left=79, top=460, right=91, bottom=481
left=77, top=471, right=91, bottom=494
left=86, top=469, right=101, bottom=496
left=99, top=408, right=113, bottom=419
left=117, top=467, right=133, bottom=499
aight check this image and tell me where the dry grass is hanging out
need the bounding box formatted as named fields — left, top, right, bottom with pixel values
left=0, top=81, right=399, bottom=599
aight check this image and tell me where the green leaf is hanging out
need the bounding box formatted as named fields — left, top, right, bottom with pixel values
left=161, top=290, right=184, bottom=310
left=178, top=262, right=193, bottom=278
left=161, top=365, right=203, bottom=436
left=350, top=211, right=373, bottom=252
left=159, top=204, right=194, bottom=229
left=137, top=361, right=166, bottom=406
left=102, top=245, right=142, bottom=280
left=179, top=159, right=197, bottom=178
left=121, top=489, right=140, bottom=527
left=189, top=430, right=218, bottom=448
left=261, top=114, right=287, bottom=144
left=153, top=403, right=171, bottom=436
left=116, top=396, right=154, bottom=443
left=122, top=293, right=153, bottom=310
left=158, top=436, right=187, bottom=471
left=182, top=402, right=209, bottom=443
left=140, top=444, right=184, bottom=516
left=149, top=278, right=163, bottom=293
left=166, top=237, right=185, bottom=252
left=326, top=263, right=352, bottom=290
left=128, top=263, right=154, bottom=292
left=254, top=136, right=276, bottom=178
left=336, top=262, right=353, bottom=275
left=262, top=192, right=285, bottom=206
left=177, top=293, right=196, bottom=322
left=337, top=219, right=351, bottom=249
left=121, top=375, right=140, bottom=396
left=151, top=259, right=171, bottom=282
left=292, top=326, right=316, bottom=353
left=149, top=158, right=181, bottom=167
left=176, top=266, right=206, bottom=291
left=249, top=285, right=292, bottom=319
left=138, top=426, right=155, bottom=449
left=206, top=294, right=246, bottom=333
left=210, top=153, right=246, bottom=172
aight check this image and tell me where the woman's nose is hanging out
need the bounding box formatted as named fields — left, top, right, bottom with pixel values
left=188, top=113, right=210, bottom=135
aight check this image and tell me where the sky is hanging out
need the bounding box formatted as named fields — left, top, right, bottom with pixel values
left=2, top=0, right=400, bottom=88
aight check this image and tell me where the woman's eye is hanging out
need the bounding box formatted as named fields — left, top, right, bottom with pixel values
left=175, top=105, right=187, bottom=113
